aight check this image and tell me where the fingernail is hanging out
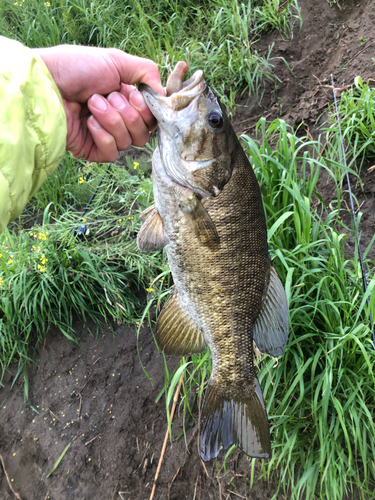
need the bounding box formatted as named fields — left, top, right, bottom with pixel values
left=89, top=116, right=102, bottom=129
left=108, top=92, right=126, bottom=110
left=90, top=94, right=107, bottom=111
left=129, top=90, right=146, bottom=110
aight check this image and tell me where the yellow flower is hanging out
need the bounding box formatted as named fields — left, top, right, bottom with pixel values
left=118, top=219, right=122, bottom=222
left=14, top=2, right=18, bottom=5
left=44, top=1, right=50, bottom=6
left=8, top=259, right=13, bottom=265
left=0, top=278, right=4, bottom=286
left=134, top=162, right=139, bottom=169
left=83, top=218, right=87, bottom=223
left=0, top=254, right=2, bottom=258
left=79, top=177, right=84, bottom=184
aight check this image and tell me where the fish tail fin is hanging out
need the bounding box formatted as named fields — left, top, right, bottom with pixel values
left=199, top=379, right=271, bottom=461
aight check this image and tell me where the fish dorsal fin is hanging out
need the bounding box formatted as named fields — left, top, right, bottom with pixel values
left=156, top=290, right=207, bottom=356
left=253, top=266, right=289, bottom=357
left=181, top=197, right=219, bottom=247
left=137, top=206, right=169, bottom=251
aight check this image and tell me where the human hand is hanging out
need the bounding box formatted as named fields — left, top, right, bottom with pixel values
left=32, top=45, right=165, bottom=162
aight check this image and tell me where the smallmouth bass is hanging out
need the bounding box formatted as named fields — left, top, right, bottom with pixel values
left=137, top=62, right=289, bottom=461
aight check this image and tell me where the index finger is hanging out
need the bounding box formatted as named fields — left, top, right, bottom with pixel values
left=120, top=84, right=156, bottom=128
left=108, top=50, right=166, bottom=96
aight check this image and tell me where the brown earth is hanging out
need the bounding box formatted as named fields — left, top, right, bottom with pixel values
left=1, top=0, right=375, bottom=499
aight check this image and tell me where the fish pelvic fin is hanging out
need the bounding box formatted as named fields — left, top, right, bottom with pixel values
left=139, top=204, right=156, bottom=221
left=199, top=379, right=271, bottom=461
left=137, top=205, right=169, bottom=252
left=253, top=266, right=289, bottom=357
left=156, top=290, right=207, bottom=356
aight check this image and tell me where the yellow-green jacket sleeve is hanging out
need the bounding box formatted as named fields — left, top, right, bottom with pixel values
left=0, top=36, right=67, bottom=232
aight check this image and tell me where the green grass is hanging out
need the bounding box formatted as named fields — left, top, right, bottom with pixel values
left=0, top=153, right=166, bottom=396
left=247, top=119, right=375, bottom=499
left=143, top=119, right=375, bottom=500
left=326, top=76, right=375, bottom=172
left=2, top=1, right=375, bottom=498
left=0, top=0, right=301, bottom=110
left=0, top=0, right=303, bottom=393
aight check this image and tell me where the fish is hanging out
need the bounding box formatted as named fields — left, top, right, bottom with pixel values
left=137, top=62, right=289, bottom=461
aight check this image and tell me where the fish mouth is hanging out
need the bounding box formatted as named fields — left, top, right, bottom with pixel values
left=140, top=67, right=226, bottom=197
left=139, top=69, right=206, bottom=116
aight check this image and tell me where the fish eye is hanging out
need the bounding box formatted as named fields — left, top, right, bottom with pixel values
left=208, top=111, right=224, bottom=129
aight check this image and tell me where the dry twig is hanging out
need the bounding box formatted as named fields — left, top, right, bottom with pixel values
left=48, top=409, right=61, bottom=422
left=0, top=455, right=22, bottom=500
left=344, top=42, right=374, bottom=68
left=320, top=131, right=334, bottom=156
left=192, top=474, right=199, bottom=500
left=85, top=433, right=103, bottom=446
left=149, top=373, right=183, bottom=500
left=228, top=490, right=247, bottom=499
left=167, top=467, right=181, bottom=500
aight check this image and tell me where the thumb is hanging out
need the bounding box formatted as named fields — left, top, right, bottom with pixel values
left=108, top=50, right=166, bottom=96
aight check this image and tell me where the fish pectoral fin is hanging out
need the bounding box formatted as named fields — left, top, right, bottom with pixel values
left=137, top=207, right=169, bottom=252
left=183, top=197, right=220, bottom=247
left=156, top=291, right=207, bottom=356
left=253, top=266, right=289, bottom=357
left=199, top=379, right=271, bottom=461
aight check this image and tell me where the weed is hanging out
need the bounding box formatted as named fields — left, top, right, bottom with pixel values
left=326, top=75, right=375, bottom=171
left=0, top=156, right=166, bottom=396
left=0, top=0, right=300, bottom=112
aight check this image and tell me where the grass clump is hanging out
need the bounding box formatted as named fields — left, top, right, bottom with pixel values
left=327, top=76, right=375, bottom=171
left=147, top=119, right=375, bottom=500
left=0, top=153, right=165, bottom=393
left=247, top=119, right=375, bottom=500
left=0, top=0, right=301, bottom=110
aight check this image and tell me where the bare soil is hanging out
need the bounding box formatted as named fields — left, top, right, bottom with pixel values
left=1, top=0, right=375, bottom=499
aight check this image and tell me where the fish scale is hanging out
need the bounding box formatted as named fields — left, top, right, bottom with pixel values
left=138, top=64, right=289, bottom=461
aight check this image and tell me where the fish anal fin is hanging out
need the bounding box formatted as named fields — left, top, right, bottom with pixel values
left=199, top=379, right=271, bottom=461
left=156, top=291, right=207, bottom=356
left=137, top=207, right=169, bottom=252
left=253, top=266, right=289, bottom=357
